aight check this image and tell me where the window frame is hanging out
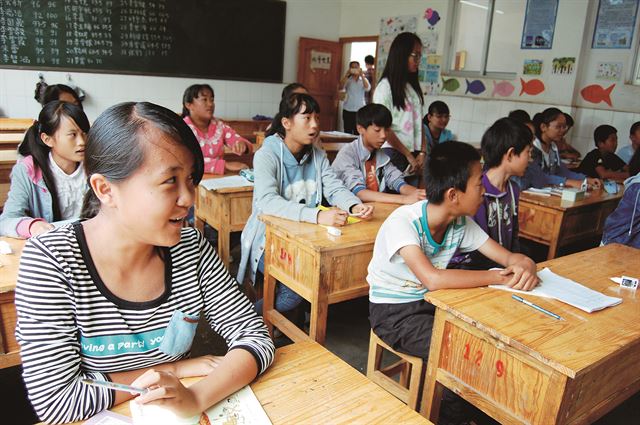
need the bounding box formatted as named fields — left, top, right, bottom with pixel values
left=446, top=0, right=518, bottom=80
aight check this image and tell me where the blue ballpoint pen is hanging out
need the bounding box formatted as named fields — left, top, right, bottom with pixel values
left=511, top=294, right=562, bottom=320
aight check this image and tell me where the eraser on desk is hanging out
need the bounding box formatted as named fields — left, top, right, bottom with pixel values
left=130, top=400, right=200, bottom=425
left=325, top=226, right=342, bottom=236
left=561, top=188, right=585, bottom=202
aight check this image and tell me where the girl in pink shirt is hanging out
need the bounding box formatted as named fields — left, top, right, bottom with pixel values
left=182, top=84, right=252, bottom=174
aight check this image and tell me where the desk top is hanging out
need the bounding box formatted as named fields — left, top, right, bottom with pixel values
left=520, top=186, right=623, bottom=211
left=425, top=244, right=640, bottom=379
left=0, top=118, right=33, bottom=132
left=0, top=237, right=25, bottom=294
left=199, top=173, right=255, bottom=194
left=260, top=202, right=399, bottom=252
left=61, top=341, right=429, bottom=425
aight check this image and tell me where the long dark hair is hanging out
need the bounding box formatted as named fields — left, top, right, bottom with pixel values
left=40, top=84, right=83, bottom=108
left=181, top=84, right=214, bottom=117
left=380, top=32, right=424, bottom=110
left=533, top=107, right=564, bottom=141
left=265, top=93, right=321, bottom=138
left=82, top=102, right=204, bottom=219
left=19, top=101, right=90, bottom=221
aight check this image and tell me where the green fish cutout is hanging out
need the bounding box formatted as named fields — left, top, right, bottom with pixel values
left=441, top=77, right=460, bottom=92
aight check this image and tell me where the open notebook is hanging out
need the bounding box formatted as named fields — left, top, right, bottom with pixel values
left=200, top=175, right=253, bottom=191
left=489, top=268, right=622, bottom=313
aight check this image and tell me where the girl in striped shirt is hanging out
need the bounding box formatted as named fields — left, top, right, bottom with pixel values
left=15, top=102, right=274, bottom=424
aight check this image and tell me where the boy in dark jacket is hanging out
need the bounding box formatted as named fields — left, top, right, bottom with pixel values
left=602, top=150, right=640, bottom=248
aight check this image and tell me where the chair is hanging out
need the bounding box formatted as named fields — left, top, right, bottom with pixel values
left=366, top=329, right=425, bottom=411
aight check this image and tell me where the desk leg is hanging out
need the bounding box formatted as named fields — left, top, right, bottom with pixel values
left=546, top=211, right=565, bottom=260
left=218, top=226, right=231, bottom=268
left=420, top=308, right=446, bottom=420
left=308, top=270, right=328, bottom=345
left=262, top=231, right=275, bottom=339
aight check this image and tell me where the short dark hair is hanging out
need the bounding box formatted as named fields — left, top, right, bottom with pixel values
left=630, top=121, right=640, bottom=136
left=481, top=118, right=532, bottom=169
left=181, top=84, right=214, bottom=117
left=41, top=84, right=83, bottom=108
left=425, top=141, right=481, bottom=204
left=266, top=93, right=321, bottom=138
left=508, top=109, right=531, bottom=125
left=594, top=124, right=617, bottom=146
left=533, top=108, right=564, bottom=140
left=427, top=101, right=450, bottom=116
left=356, top=103, right=392, bottom=128
left=82, top=102, right=204, bottom=219
left=364, top=55, right=375, bottom=65
left=349, top=61, right=360, bottom=67
left=281, top=83, right=307, bottom=99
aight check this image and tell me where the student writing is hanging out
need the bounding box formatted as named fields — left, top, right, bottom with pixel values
left=182, top=84, right=252, bottom=174
left=238, top=93, right=374, bottom=313
left=332, top=103, right=425, bottom=205
left=15, top=102, right=274, bottom=424
left=0, top=101, right=89, bottom=238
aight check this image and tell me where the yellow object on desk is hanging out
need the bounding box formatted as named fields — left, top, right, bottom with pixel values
left=316, top=204, right=361, bottom=224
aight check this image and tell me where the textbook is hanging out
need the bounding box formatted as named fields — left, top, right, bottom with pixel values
left=489, top=267, right=622, bottom=313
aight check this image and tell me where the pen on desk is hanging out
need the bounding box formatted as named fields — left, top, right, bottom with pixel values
left=81, top=378, right=148, bottom=394
left=511, top=294, right=562, bottom=320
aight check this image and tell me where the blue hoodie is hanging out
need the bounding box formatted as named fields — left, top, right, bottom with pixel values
left=237, top=134, right=361, bottom=284
left=601, top=174, right=640, bottom=249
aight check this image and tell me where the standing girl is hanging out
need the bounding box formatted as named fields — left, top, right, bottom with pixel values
left=517, top=108, right=599, bottom=190
left=182, top=84, right=252, bottom=174
left=15, top=102, right=274, bottom=424
left=0, top=101, right=89, bottom=237
left=373, top=32, right=426, bottom=184
left=238, top=93, right=374, bottom=313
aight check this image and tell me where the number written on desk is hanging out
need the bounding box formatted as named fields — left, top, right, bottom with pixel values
left=462, top=343, right=506, bottom=378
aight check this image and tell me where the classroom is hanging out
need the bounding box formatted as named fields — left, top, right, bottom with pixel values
left=1, top=1, right=639, bottom=424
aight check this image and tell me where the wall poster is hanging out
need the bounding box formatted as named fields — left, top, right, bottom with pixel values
left=592, top=0, right=639, bottom=48
left=521, top=0, right=559, bottom=49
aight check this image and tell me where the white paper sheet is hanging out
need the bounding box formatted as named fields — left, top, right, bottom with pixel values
left=200, top=176, right=253, bottom=191
left=489, top=267, right=622, bottom=313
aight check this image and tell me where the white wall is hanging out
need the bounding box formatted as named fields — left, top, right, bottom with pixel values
left=0, top=0, right=342, bottom=122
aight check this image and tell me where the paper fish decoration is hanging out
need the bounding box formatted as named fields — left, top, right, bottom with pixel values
left=580, top=84, right=615, bottom=107
left=519, top=78, right=545, bottom=96
left=441, top=77, right=460, bottom=92
left=424, top=8, right=441, bottom=26
left=465, top=79, right=486, bottom=95
left=492, top=80, right=515, bottom=97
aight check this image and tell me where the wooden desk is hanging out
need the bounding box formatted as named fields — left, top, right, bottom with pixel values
left=0, top=237, right=25, bottom=368
left=194, top=174, right=254, bottom=268
left=61, top=341, right=429, bottom=425
left=421, top=244, right=640, bottom=424
left=261, top=202, right=399, bottom=344
left=222, top=119, right=271, bottom=143
left=518, top=187, right=622, bottom=260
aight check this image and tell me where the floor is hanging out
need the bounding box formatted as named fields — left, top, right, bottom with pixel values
left=5, top=237, right=639, bottom=424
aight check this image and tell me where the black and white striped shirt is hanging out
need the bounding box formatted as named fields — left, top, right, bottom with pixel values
left=15, top=223, right=274, bottom=424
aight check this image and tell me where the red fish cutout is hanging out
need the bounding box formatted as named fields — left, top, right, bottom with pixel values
left=580, top=84, right=615, bottom=107
left=519, top=78, right=545, bottom=96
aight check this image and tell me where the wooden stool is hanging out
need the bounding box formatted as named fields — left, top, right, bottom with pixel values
left=366, top=329, right=425, bottom=411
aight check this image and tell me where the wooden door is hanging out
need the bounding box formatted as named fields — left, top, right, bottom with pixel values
left=297, top=37, right=341, bottom=131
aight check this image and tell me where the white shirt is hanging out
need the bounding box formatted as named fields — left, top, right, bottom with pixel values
left=49, top=153, right=86, bottom=220
left=343, top=76, right=369, bottom=112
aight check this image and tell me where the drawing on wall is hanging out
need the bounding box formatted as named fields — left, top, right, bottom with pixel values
left=421, top=55, right=441, bottom=96
left=523, top=59, right=543, bottom=75
left=521, top=0, right=559, bottom=49
left=519, top=78, right=545, bottom=96
left=420, top=28, right=438, bottom=55
left=592, top=0, right=639, bottom=49
left=424, top=8, right=441, bottom=26
left=376, top=15, right=418, bottom=75
left=580, top=84, right=615, bottom=107
left=596, top=62, right=623, bottom=81
left=551, top=57, right=575, bottom=75
left=465, top=79, right=486, bottom=95
left=441, top=77, right=460, bottom=92
left=492, top=81, right=515, bottom=97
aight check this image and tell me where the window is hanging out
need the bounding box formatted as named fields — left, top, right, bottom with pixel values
left=634, top=45, right=640, bottom=85
left=448, top=0, right=526, bottom=78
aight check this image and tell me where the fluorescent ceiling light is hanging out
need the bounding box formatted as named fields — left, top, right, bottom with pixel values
left=460, top=0, right=504, bottom=14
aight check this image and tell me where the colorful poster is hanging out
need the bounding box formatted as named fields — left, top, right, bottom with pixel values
left=592, top=0, right=639, bottom=48
left=551, top=57, right=575, bottom=75
left=376, top=15, right=418, bottom=75
left=420, top=28, right=438, bottom=55
left=523, top=59, right=543, bottom=75
left=596, top=62, right=623, bottom=81
left=521, top=0, right=559, bottom=49
left=420, top=55, right=441, bottom=96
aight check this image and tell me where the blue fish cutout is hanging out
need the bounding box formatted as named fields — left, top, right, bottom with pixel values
left=427, top=10, right=440, bottom=26
left=465, top=79, right=486, bottom=95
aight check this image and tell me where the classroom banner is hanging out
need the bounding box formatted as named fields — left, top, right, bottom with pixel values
left=592, top=0, right=639, bottom=49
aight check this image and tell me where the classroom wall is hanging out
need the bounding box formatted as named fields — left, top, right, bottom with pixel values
left=338, top=0, right=640, bottom=156
left=0, top=0, right=342, bottom=122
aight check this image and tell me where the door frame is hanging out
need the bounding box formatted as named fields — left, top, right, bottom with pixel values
left=338, top=35, right=379, bottom=80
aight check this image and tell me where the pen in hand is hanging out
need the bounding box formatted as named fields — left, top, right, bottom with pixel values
left=81, top=378, right=149, bottom=395
left=511, top=294, right=563, bottom=320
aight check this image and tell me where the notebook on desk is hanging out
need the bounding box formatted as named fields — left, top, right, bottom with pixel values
left=200, top=175, right=254, bottom=191
left=489, top=267, right=622, bottom=313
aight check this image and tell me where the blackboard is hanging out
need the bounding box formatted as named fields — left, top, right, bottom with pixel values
left=0, top=0, right=286, bottom=83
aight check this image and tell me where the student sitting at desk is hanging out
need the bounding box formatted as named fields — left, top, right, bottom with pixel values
left=332, top=103, right=425, bottom=205
left=423, top=100, right=454, bottom=154
left=601, top=149, right=640, bottom=249
left=578, top=124, right=629, bottom=181
left=449, top=118, right=532, bottom=270
left=238, top=93, right=374, bottom=314
left=555, top=113, right=582, bottom=161
left=515, top=107, right=600, bottom=190
left=182, top=84, right=251, bottom=174
left=617, top=121, right=640, bottom=164
left=15, top=102, right=274, bottom=424
left=0, top=101, right=89, bottom=238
